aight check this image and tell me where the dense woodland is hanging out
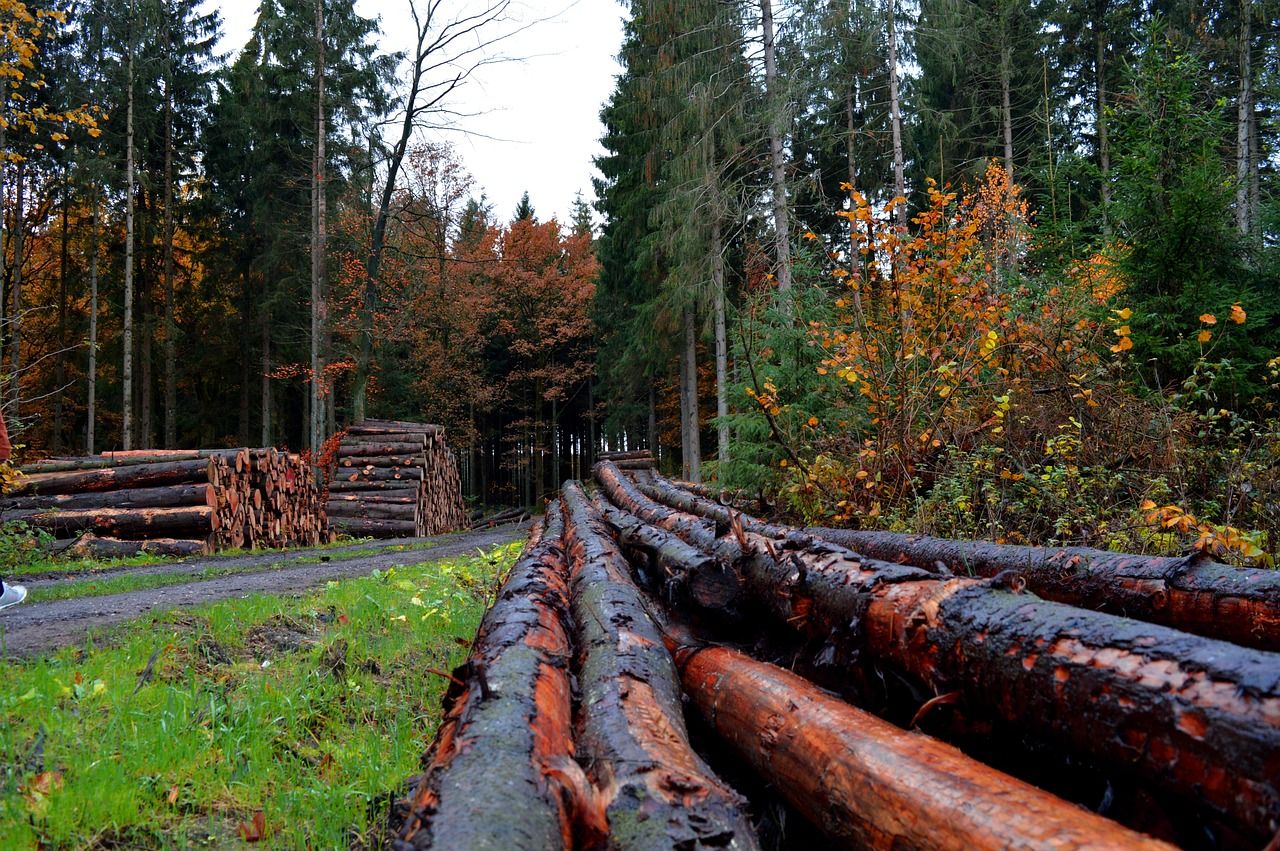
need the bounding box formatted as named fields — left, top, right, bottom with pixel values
left=1, top=0, right=1278, bottom=559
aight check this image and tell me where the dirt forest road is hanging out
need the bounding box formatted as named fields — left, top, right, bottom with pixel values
left=0, top=523, right=528, bottom=658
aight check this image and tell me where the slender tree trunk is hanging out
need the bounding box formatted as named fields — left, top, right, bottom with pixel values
left=1000, top=45, right=1014, bottom=177
left=711, top=219, right=729, bottom=469
left=54, top=175, right=70, bottom=452
left=260, top=314, right=271, bottom=446
left=760, top=0, right=791, bottom=298
left=9, top=162, right=24, bottom=414
left=163, top=54, right=177, bottom=447
left=1094, top=0, right=1112, bottom=233
left=1234, top=0, right=1252, bottom=237
left=123, top=31, right=136, bottom=450
left=310, top=0, right=327, bottom=451
left=87, top=190, right=99, bottom=454
left=681, top=307, right=701, bottom=483
left=886, top=0, right=906, bottom=230
left=647, top=385, right=657, bottom=455
left=1248, top=102, right=1260, bottom=242
left=141, top=188, right=153, bottom=450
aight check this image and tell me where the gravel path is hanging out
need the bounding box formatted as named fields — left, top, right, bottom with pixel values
left=0, top=523, right=527, bottom=658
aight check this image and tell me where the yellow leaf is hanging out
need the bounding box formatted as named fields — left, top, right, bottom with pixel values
left=1140, top=499, right=1156, bottom=511
left=1113, top=325, right=1131, bottom=336
left=1197, top=329, right=1212, bottom=343
left=1112, top=307, right=1133, bottom=320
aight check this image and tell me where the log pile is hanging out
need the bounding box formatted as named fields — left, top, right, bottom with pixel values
left=396, top=463, right=1280, bottom=850
left=326, top=419, right=468, bottom=538
left=5, top=449, right=329, bottom=556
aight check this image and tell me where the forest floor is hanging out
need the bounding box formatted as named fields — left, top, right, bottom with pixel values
left=1, top=522, right=527, bottom=657
left=0, top=529, right=527, bottom=848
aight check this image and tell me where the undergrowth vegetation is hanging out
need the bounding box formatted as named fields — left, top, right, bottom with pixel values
left=724, top=163, right=1278, bottom=565
left=0, top=542, right=521, bottom=848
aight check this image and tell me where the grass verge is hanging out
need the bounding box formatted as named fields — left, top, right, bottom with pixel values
left=0, top=541, right=522, bottom=848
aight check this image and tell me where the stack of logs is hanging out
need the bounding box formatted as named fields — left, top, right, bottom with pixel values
left=327, top=419, right=468, bottom=538
left=3, top=449, right=330, bottom=557
left=392, top=462, right=1280, bottom=850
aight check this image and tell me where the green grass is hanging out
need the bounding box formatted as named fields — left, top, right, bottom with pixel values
left=0, top=541, right=522, bottom=849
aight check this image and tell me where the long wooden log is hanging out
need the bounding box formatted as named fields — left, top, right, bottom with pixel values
left=327, top=516, right=418, bottom=537
left=335, top=467, right=424, bottom=483
left=634, top=474, right=1280, bottom=843
left=592, top=493, right=743, bottom=615
left=675, top=642, right=1174, bottom=850
left=593, top=461, right=720, bottom=551
left=326, top=479, right=420, bottom=493
left=22, top=449, right=243, bottom=474
left=804, top=528, right=1280, bottom=652
left=337, top=454, right=424, bottom=468
left=327, top=492, right=417, bottom=506
left=6, top=505, right=215, bottom=538
left=65, top=534, right=208, bottom=558
left=398, top=501, right=575, bottom=850
left=14, top=458, right=214, bottom=496
left=0, top=483, right=217, bottom=512
left=336, top=440, right=426, bottom=455
left=560, top=481, right=760, bottom=850
left=324, top=501, right=417, bottom=521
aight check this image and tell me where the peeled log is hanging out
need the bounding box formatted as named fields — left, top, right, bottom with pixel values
left=633, top=474, right=1280, bottom=843
left=1, top=483, right=216, bottom=512
left=397, top=502, right=575, bottom=850
left=676, top=643, right=1174, bottom=850
left=66, top=535, right=207, bottom=558
left=14, top=458, right=214, bottom=496
left=805, top=528, right=1280, bottom=652
left=561, top=481, right=760, bottom=850
left=328, top=516, right=418, bottom=537
left=7, top=505, right=215, bottom=538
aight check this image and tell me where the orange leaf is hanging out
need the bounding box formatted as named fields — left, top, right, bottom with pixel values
left=1229, top=303, right=1246, bottom=324
left=1199, top=313, right=1217, bottom=325
left=1197, top=329, right=1212, bottom=344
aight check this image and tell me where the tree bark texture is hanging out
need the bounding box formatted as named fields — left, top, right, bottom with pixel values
left=560, top=481, right=760, bottom=850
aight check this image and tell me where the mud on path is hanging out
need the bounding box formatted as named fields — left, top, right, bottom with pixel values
left=0, top=523, right=528, bottom=658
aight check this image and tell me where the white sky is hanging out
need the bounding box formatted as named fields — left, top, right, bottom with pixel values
left=204, top=0, right=626, bottom=224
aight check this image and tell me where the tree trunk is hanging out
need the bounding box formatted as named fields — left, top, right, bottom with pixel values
left=806, top=527, right=1280, bottom=651
left=14, top=458, right=215, bottom=496
left=87, top=189, right=99, bottom=454
left=397, top=504, right=575, bottom=849
left=162, top=15, right=177, bottom=448
left=260, top=314, right=271, bottom=446
left=123, top=33, right=136, bottom=451
left=2, top=482, right=216, bottom=512
left=1234, top=0, right=1252, bottom=237
left=310, top=0, right=327, bottom=453
left=647, top=384, right=657, bottom=454
left=712, top=218, right=729, bottom=469
left=1000, top=45, right=1014, bottom=177
left=681, top=307, right=701, bottom=483
left=9, top=161, right=24, bottom=414
left=886, top=0, right=906, bottom=229
left=560, top=481, right=759, bottom=849
left=1094, top=0, right=1112, bottom=232
left=760, top=0, right=791, bottom=297
left=54, top=172, right=69, bottom=453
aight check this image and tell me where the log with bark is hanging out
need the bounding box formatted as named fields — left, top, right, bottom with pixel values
left=397, top=502, right=576, bottom=850
left=65, top=534, right=208, bottom=558
left=803, top=528, right=1280, bottom=652
left=1, top=482, right=217, bottom=512
left=627, top=473, right=1280, bottom=843
left=674, top=640, right=1176, bottom=850
left=560, top=481, right=760, bottom=850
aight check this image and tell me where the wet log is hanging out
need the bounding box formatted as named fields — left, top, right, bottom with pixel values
left=634, top=475, right=1280, bottom=843
left=805, top=528, right=1280, bottom=652
left=593, top=461, right=720, bottom=551
left=66, top=534, right=208, bottom=558
left=592, top=493, right=742, bottom=614
left=14, top=458, right=214, bottom=496
left=397, top=502, right=575, bottom=850
left=324, top=500, right=417, bottom=521
left=6, top=505, right=215, bottom=538
left=327, top=516, right=418, bottom=537
left=560, top=481, right=760, bottom=850
left=675, top=642, right=1174, bottom=850
left=0, top=483, right=217, bottom=512
left=597, top=450, right=653, bottom=462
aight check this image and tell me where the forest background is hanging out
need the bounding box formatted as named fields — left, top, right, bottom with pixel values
left=2, top=0, right=1277, bottom=562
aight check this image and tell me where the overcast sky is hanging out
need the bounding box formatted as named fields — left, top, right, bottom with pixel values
left=205, top=0, right=626, bottom=224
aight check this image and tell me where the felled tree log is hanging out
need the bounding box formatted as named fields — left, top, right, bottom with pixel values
left=335, top=467, right=425, bottom=484
left=66, top=534, right=207, bottom=558
left=397, top=502, right=575, bottom=850
left=675, top=642, right=1174, bottom=850
left=327, top=492, right=416, bottom=506
left=597, top=450, right=653, bottom=462
left=0, top=483, right=217, bottom=512
left=338, top=455, right=423, bottom=468
left=15, top=458, right=214, bottom=496
left=21, top=449, right=246, bottom=474
left=593, top=461, right=720, bottom=551
left=560, top=481, right=760, bottom=850
left=6, top=505, right=215, bottom=538
left=325, top=501, right=417, bottom=522
left=327, top=480, right=420, bottom=493
left=633, top=475, right=1280, bottom=843
left=805, top=528, right=1280, bottom=652
left=592, top=493, right=742, bottom=615
left=327, top=517, right=418, bottom=537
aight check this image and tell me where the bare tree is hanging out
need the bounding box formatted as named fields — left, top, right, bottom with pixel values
left=351, top=0, right=535, bottom=420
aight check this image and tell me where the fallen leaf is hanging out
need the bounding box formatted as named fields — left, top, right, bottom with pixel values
left=238, top=810, right=267, bottom=842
